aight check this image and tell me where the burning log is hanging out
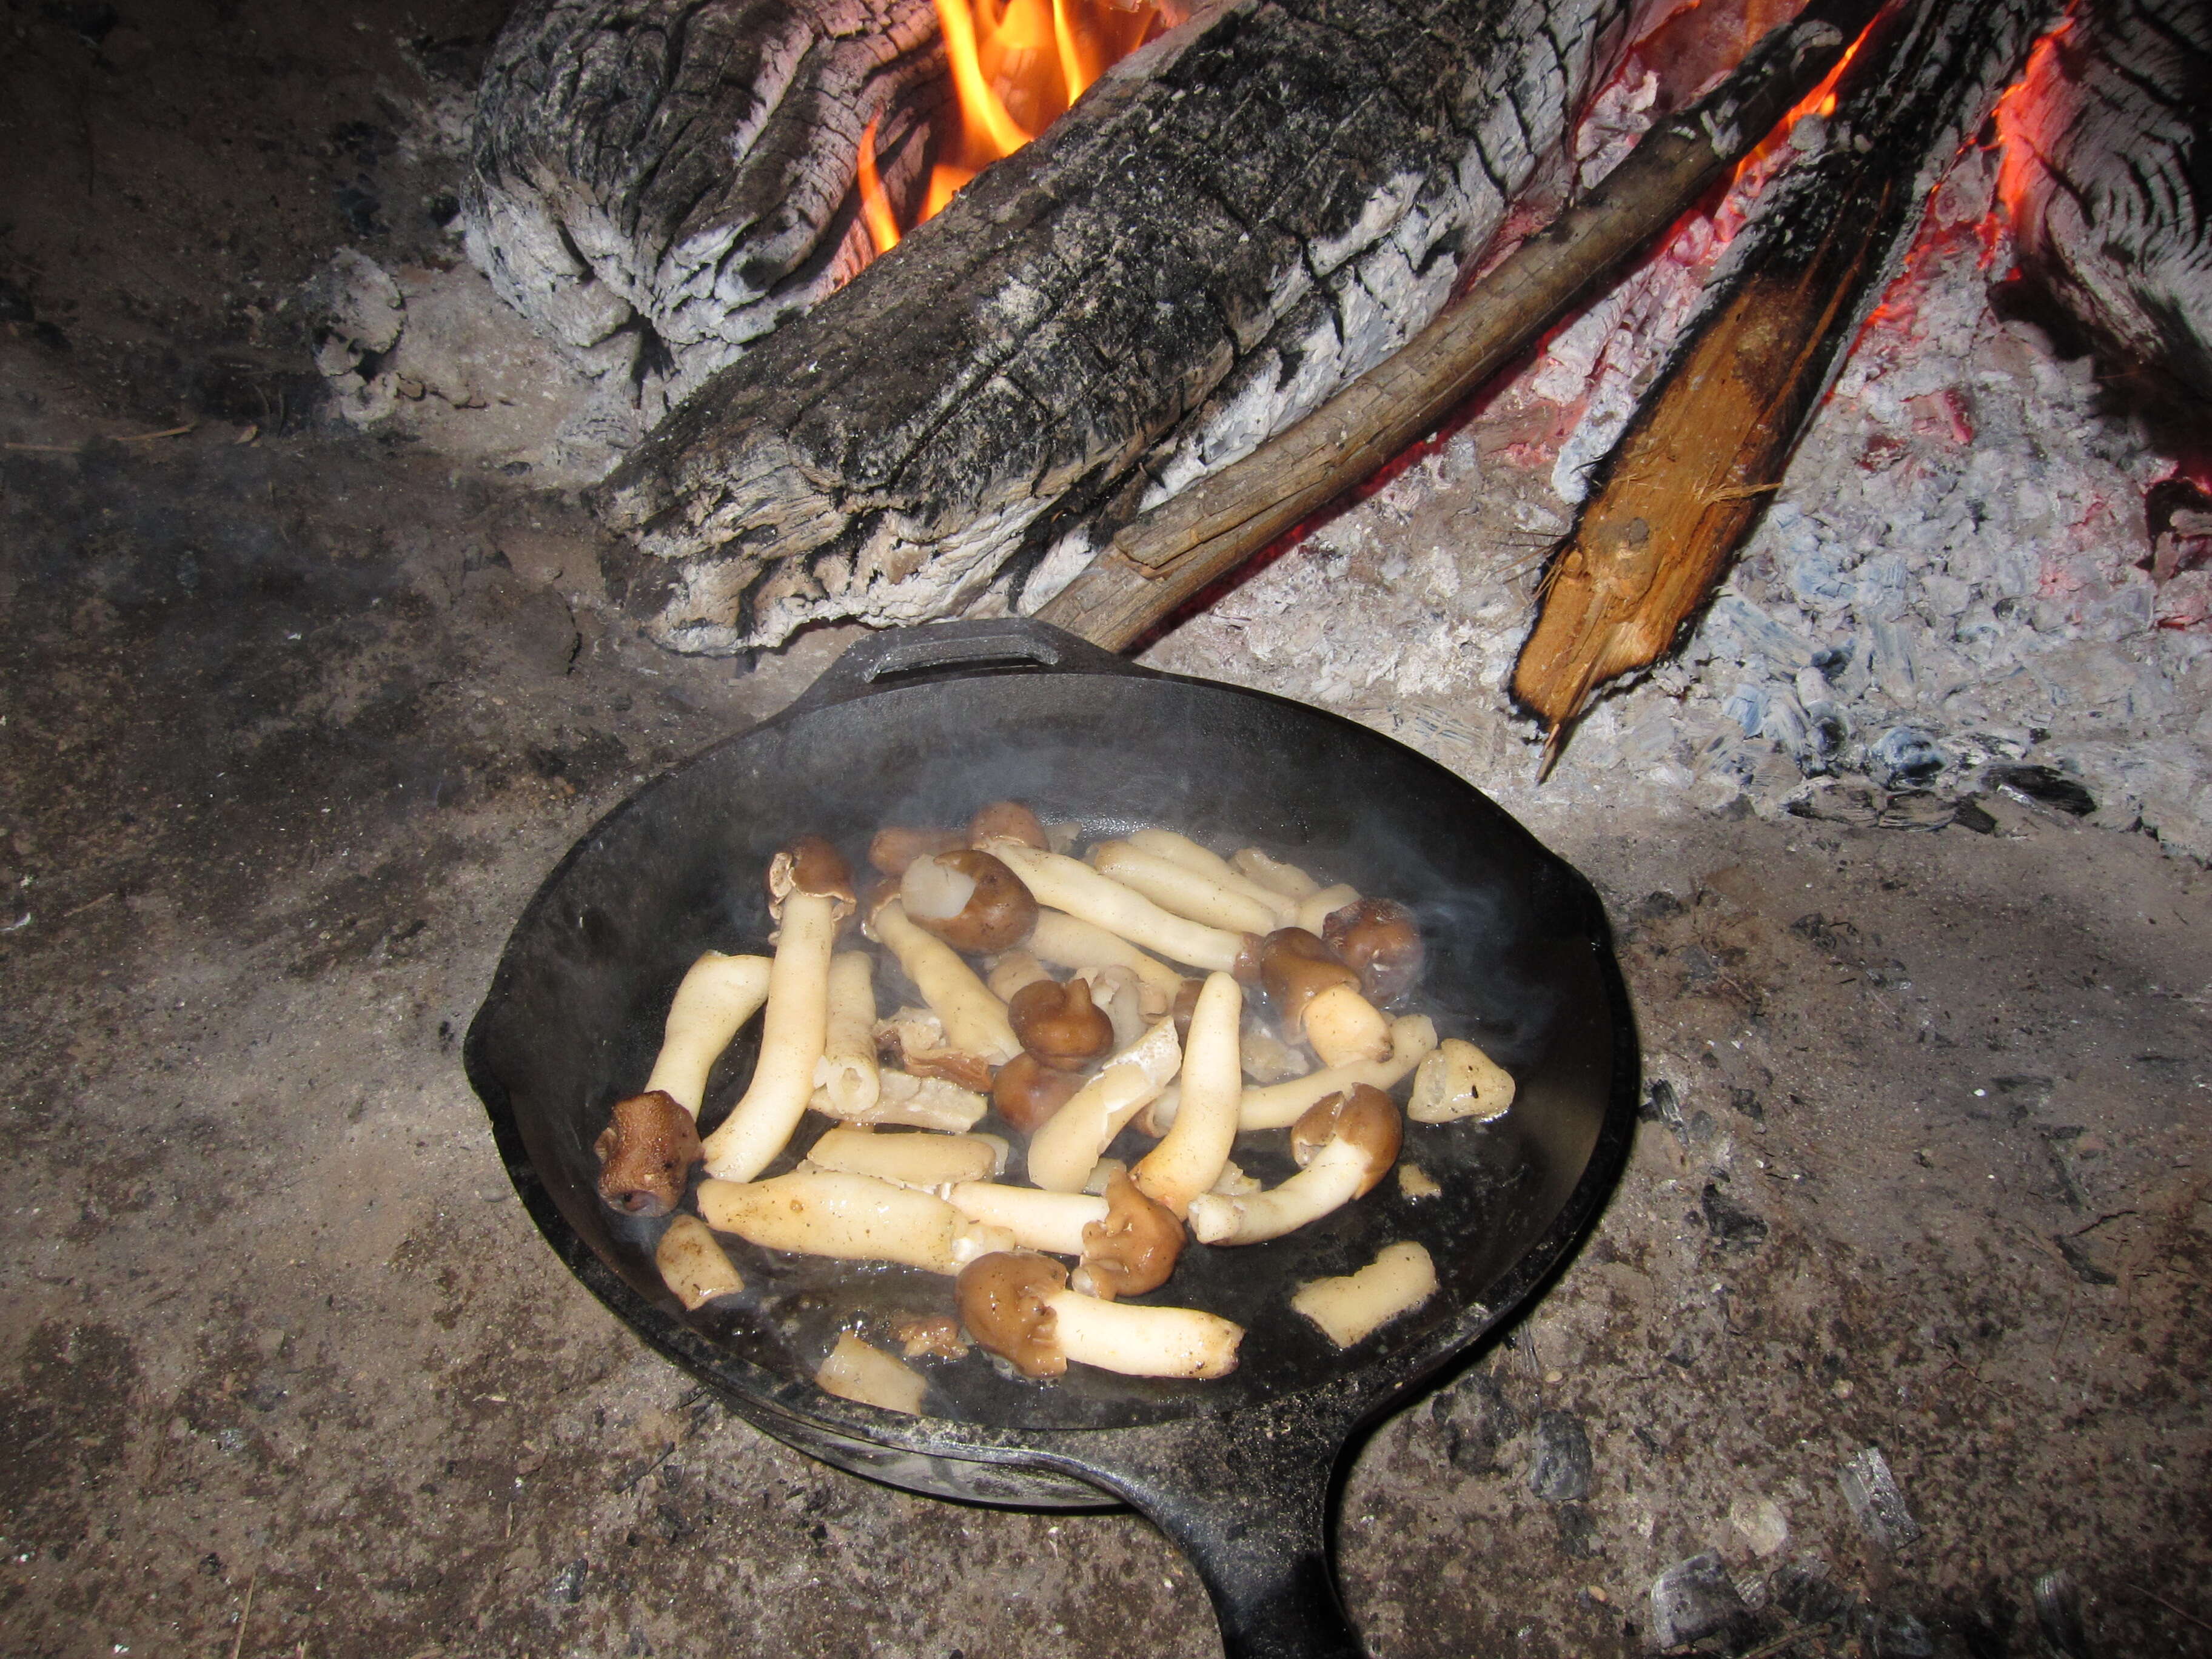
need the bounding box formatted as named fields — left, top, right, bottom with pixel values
left=1510, top=0, right=2054, bottom=758
left=582, top=0, right=1643, bottom=651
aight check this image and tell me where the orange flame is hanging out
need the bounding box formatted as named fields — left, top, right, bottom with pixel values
left=1729, top=15, right=1873, bottom=184
left=862, top=0, right=1162, bottom=256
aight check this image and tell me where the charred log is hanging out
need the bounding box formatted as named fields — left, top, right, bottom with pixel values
left=587, top=0, right=1639, bottom=652
left=465, top=0, right=945, bottom=391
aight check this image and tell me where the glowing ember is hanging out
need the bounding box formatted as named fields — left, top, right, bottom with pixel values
left=861, top=0, right=1164, bottom=253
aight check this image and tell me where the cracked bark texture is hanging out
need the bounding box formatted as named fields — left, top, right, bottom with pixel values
left=464, top=0, right=946, bottom=392
left=2001, top=0, right=2212, bottom=401
left=586, top=0, right=1639, bottom=652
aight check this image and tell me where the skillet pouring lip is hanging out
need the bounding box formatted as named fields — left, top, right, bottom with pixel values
left=463, top=642, right=1639, bottom=1467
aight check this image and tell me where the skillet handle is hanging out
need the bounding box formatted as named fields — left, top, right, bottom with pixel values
left=1077, top=1402, right=1366, bottom=1658
left=782, top=618, right=1155, bottom=715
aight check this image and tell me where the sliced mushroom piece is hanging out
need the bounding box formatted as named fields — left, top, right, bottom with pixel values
left=697, top=1170, right=1012, bottom=1273
left=944, top=1181, right=1107, bottom=1256
left=816, top=951, right=881, bottom=1119
left=805, top=1125, right=1009, bottom=1188
left=1290, top=1241, right=1438, bottom=1349
left=900, top=848, right=1039, bottom=953
left=1322, top=898, right=1426, bottom=1003
left=894, top=1315, right=970, bottom=1359
left=697, top=838, right=855, bottom=1182
left=874, top=1005, right=998, bottom=1094
left=868, top=825, right=965, bottom=877
left=595, top=1089, right=705, bottom=1217
left=1406, top=1037, right=1516, bottom=1124
left=990, top=1052, right=1087, bottom=1134
left=1236, top=1015, right=1437, bottom=1130
left=957, top=1253, right=1242, bottom=1380
left=1027, top=909, right=1185, bottom=1016
left=1126, top=828, right=1299, bottom=925
left=1187, top=1085, right=1402, bottom=1245
left=1071, top=1168, right=1184, bottom=1300
left=1025, top=1017, right=1183, bottom=1193
left=867, top=898, right=1022, bottom=1064
left=1240, top=1022, right=1308, bottom=1084
left=816, top=1067, right=988, bottom=1131
left=815, top=1333, right=928, bottom=1415
left=642, top=951, right=774, bottom=1114
left=980, top=840, right=1248, bottom=973
left=1231, top=846, right=1322, bottom=899
left=1087, top=840, right=1282, bottom=935
left=1088, top=964, right=1148, bottom=1052
left=1008, top=976, right=1113, bottom=1070
left=1132, top=971, right=1243, bottom=1217
left=1295, top=882, right=1362, bottom=936
left=967, top=800, right=1050, bottom=850
left=985, top=950, right=1054, bottom=1002
left=654, top=1212, right=744, bottom=1310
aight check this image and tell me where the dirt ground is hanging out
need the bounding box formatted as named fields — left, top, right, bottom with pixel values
left=3, top=2, right=2208, bottom=1656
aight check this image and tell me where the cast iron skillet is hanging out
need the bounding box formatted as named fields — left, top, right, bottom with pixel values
left=464, top=618, right=1638, bottom=1658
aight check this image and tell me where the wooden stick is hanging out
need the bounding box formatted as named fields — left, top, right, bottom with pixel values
left=1035, top=0, right=1882, bottom=649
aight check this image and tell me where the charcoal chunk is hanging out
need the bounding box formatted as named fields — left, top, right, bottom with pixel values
left=1649, top=1551, right=1754, bottom=1649
left=1527, top=1409, right=1593, bottom=1502
left=1703, top=1181, right=1769, bottom=1247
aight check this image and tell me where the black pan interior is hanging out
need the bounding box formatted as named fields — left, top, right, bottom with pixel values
left=468, top=666, right=1623, bottom=1435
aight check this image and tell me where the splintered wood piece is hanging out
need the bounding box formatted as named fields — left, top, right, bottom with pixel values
left=1513, top=0, right=2051, bottom=763
left=1036, top=0, right=1882, bottom=651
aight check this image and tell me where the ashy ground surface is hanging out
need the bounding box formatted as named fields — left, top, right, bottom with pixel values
left=4, top=2, right=2209, bottom=1657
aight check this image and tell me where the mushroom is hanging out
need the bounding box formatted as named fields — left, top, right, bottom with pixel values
left=641, top=951, right=774, bottom=1114
left=1239, top=1021, right=1308, bottom=1084
left=1026, top=910, right=1185, bottom=1016
left=1230, top=846, right=1321, bottom=900
left=1257, top=928, right=1392, bottom=1068
left=595, top=1090, right=705, bottom=1217
left=816, top=1067, right=988, bottom=1131
left=814, top=1333, right=928, bottom=1415
left=874, top=1005, right=997, bottom=1093
left=1126, top=828, right=1299, bottom=925
left=866, top=898, right=1023, bottom=1064
left=1295, top=882, right=1362, bottom=936
left=966, top=800, right=1049, bottom=849
left=1131, top=971, right=1243, bottom=1216
left=990, top=1052, right=1087, bottom=1134
left=654, top=1212, right=745, bottom=1310
left=1406, top=1037, right=1516, bottom=1124
left=1007, top=976, right=1113, bottom=1069
left=805, top=1125, right=1010, bottom=1188
left=697, top=1170, right=1013, bottom=1273
left=1236, top=1014, right=1437, bottom=1130
left=944, top=1181, right=1107, bottom=1256
left=900, top=848, right=1039, bottom=953
left=1397, top=1163, right=1442, bottom=1199
left=1087, top=840, right=1281, bottom=935
left=985, top=950, right=1054, bottom=1002
left=979, top=840, right=1248, bottom=974
left=697, top=838, right=856, bottom=1182
left=1071, top=1168, right=1184, bottom=1300
left=1322, top=897, right=1426, bottom=1003
left=1187, top=1084, right=1402, bottom=1245
left=815, top=951, right=881, bottom=1119
left=893, top=1315, right=971, bottom=1359
left=868, top=825, right=965, bottom=876
left=1087, top=964, right=1149, bottom=1051
left=957, top=1253, right=1242, bottom=1380
left=1289, top=1241, right=1438, bottom=1349
left=1024, top=1017, right=1183, bottom=1193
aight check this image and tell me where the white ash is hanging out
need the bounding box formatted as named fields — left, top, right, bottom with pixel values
left=1143, top=144, right=2212, bottom=860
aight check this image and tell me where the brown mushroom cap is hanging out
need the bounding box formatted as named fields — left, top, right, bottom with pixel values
left=991, top=1051, right=1086, bottom=1134
left=1008, top=976, right=1114, bottom=1070
left=1289, top=1084, right=1403, bottom=1197
left=769, top=836, right=857, bottom=922
left=967, top=800, right=1048, bottom=850
left=901, top=848, right=1039, bottom=954
left=868, top=825, right=965, bottom=877
left=957, top=1252, right=1069, bottom=1378
left=1258, top=927, right=1361, bottom=1033
left=1075, top=1168, right=1185, bottom=1301
left=1322, top=898, right=1425, bottom=1002
left=1170, top=977, right=1204, bottom=1044
left=594, top=1090, right=703, bottom=1217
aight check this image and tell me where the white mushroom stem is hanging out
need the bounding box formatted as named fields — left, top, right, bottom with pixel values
left=985, top=950, right=1054, bottom=1002
left=815, top=952, right=880, bottom=1118
left=1133, top=971, right=1243, bottom=1217
left=1302, top=982, right=1393, bottom=1067
left=806, top=1126, right=1008, bottom=1188
left=1236, top=1015, right=1437, bottom=1130
left=697, top=1171, right=1013, bottom=1273
left=1295, top=882, right=1362, bottom=935
left=1291, top=1242, right=1438, bottom=1349
left=699, top=890, right=840, bottom=1181
left=814, top=1333, right=928, bottom=1415
left=982, top=841, right=1245, bottom=973
left=1043, top=1287, right=1242, bottom=1379
left=867, top=899, right=1021, bottom=1064
left=643, top=952, right=773, bottom=1115
left=1128, top=828, right=1300, bottom=925
left=943, top=1182, right=1107, bottom=1256
left=1187, top=1136, right=1375, bottom=1245
left=1088, top=964, right=1148, bottom=1051
left=654, top=1213, right=745, bottom=1310
left=1232, top=846, right=1321, bottom=900
left=809, top=1068, right=988, bottom=1131
left=1088, top=841, right=1281, bottom=935
left=1407, top=1037, right=1517, bottom=1123
left=1027, top=910, right=1184, bottom=1016
left=1025, top=1017, right=1183, bottom=1193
